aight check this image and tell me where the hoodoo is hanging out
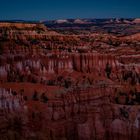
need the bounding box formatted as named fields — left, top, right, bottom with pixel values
left=0, top=21, right=140, bottom=140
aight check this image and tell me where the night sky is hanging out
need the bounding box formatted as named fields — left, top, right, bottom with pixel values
left=0, top=0, right=140, bottom=20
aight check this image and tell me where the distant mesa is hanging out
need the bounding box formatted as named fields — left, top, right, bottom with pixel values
left=55, top=19, right=69, bottom=24
left=43, top=18, right=137, bottom=25
left=0, top=21, right=59, bottom=37
left=74, top=19, right=88, bottom=24
left=133, top=18, right=140, bottom=24
left=0, top=22, right=46, bottom=30
left=54, top=19, right=90, bottom=24
left=123, top=19, right=131, bottom=24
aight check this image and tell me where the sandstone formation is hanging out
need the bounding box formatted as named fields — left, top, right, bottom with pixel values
left=0, top=22, right=140, bottom=140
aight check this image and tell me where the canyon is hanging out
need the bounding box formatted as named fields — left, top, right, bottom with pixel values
left=0, top=20, right=140, bottom=140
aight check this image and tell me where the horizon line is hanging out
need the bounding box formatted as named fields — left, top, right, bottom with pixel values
left=0, top=17, right=140, bottom=22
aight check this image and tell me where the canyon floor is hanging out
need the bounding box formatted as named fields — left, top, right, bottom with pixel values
left=0, top=19, right=140, bottom=140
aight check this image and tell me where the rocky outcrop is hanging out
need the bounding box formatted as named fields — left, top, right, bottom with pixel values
left=0, top=22, right=140, bottom=140
left=0, top=52, right=122, bottom=83
left=19, top=86, right=140, bottom=140
left=0, top=88, right=28, bottom=140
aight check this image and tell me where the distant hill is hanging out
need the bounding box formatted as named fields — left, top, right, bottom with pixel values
left=42, top=18, right=135, bottom=25
left=41, top=18, right=140, bottom=36
left=0, top=18, right=140, bottom=36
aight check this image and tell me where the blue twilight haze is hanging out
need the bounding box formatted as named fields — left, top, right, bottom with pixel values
left=0, top=0, right=140, bottom=20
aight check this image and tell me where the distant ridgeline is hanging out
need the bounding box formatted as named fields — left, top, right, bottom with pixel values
left=0, top=21, right=47, bottom=30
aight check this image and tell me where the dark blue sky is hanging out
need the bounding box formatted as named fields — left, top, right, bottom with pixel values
left=0, top=0, right=140, bottom=20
